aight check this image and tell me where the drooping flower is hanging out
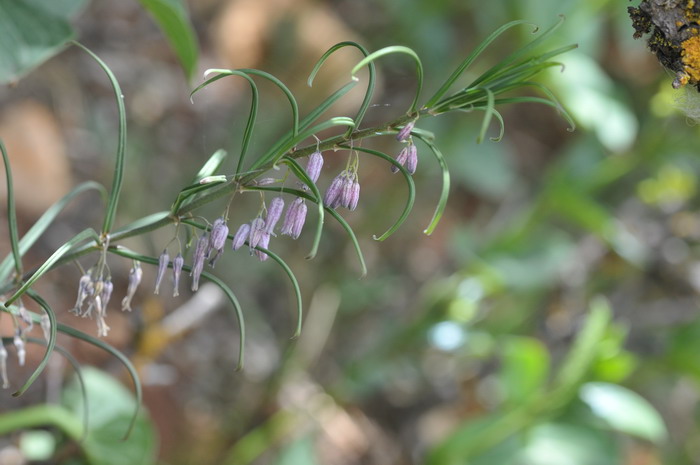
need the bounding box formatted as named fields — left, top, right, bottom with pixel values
left=406, top=144, right=418, bottom=175
left=347, top=179, right=360, bottom=211
left=13, top=330, right=25, bottom=366
left=265, top=197, right=285, bottom=234
left=232, top=223, right=251, bottom=251
left=248, top=217, right=266, bottom=251
left=40, top=313, right=51, bottom=341
left=0, top=343, right=8, bottom=388
left=281, top=197, right=308, bottom=239
left=392, top=146, right=410, bottom=174
left=190, top=233, right=209, bottom=292
left=121, top=261, right=143, bottom=311
left=306, top=151, right=324, bottom=183
left=172, top=253, right=184, bottom=297
left=101, top=279, right=114, bottom=309
left=72, top=273, right=94, bottom=314
left=396, top=120, right=415, bottom=142
left=324, top=172, right=345, bottom=208
left=255, top=232, right=271, bottom=261
left=154, top=250, right=170, bottom=294
left=340, top=173, right=356, bottom=209
left=208, top=218, right=229, bottom=267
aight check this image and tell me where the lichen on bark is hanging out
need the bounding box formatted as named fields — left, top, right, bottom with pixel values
left=629, top=0, right=700, bottom=89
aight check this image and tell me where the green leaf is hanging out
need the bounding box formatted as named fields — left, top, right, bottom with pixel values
left=413, top=135, right=450, bottom=236
left=0, top=181, right=106, bottom=283
left=280, top=157, right=325, bottom=260
left=580, top=382, right=667, bottom=443
left=13, top=291, right=57, bottom=397
left=136, top=0, right=198, bottom=80
left=351, top=46, right=423, bottom=113
left=63, top=366, right=157, bottom=465
left=0, top=0, right=84, bottom=84
left=192, top=70, right=258, bottom=174
left=309, top=41, right=375, bottom=134
left=3, top=228, right=100, bottom=307
left=500, top=336, right=549, bottom=404
left=73, top=42, right=127, bottom=236
left=0, top=139, right=22, bottom=278
left=350, top=146, right=416, bottom=241
left=193, top=149, right=228, bottom=182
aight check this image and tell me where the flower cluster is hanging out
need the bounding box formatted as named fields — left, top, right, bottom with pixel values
left=70, top=267, right=118, bottom=337
left=392, top=120, right=418, bottom=174
left=0, top=302, right=36, bottom=388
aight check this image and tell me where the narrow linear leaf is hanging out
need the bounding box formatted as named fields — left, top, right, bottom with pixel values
left=309, top=41, right=375, bottom=133
left=136, top=0, right=198, bottom=80
left=326, top=208, right=367, bottom=277
left=477, top=88, right=496, bottom=144
left=238, top=69, right=299, bottom=137
left=280, top=157, right=324, bottom=260
left=23, top=336, right=89, bottom=438
left=351, top=46, right=423, bottom=113
left=425, top=19, right=537, bottom=108
left=0, top=181, right=106, bottom=283
left=3, top=228, right=100, bottom=307
left=413, top=136, right=450, bottom=235
left=192, top=70, right=258, bottom=174
left=254, top=117, right=356, bottom=171
left=13, top=291, right=57, bottom=397
left=54, top=322, right=141, bottom=440
left=255, top=81, right=358, bottom=171
left=253, top=246, right=303, bottom=339
left=193, top=149, right=228, bottom=182
left=0, top=139, right=22, bottom=277
left=73, top=42, right=126, bottom=236
left=349, top=146, right=415, bottom=241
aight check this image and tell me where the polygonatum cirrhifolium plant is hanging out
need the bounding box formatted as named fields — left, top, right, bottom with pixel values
left=0, top=18, right=575, bottom=438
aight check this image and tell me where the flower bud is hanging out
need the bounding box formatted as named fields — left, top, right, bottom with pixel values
left=248, top=218, right=266, bottom=251
left=281, top=197, right=308, bottom=239
left=255, top=232, right=271, bottom=261
left=396, top=120, right=415, bottom=142
left=265, top=197, right=285, bottom=234
left=406, top=144, right=418, bottom=175
left=324, top=173, right=345, bottom=208
left=232, top=223, right=251, bottom=251
left=392, top=146, right=409, bottom=174
left=172, top=253, right=184, bottom=297
left=348, top=179, right=360, bottom=211
left=340, top=174, right=355, bottom=209
left=209, top=218, right=229, bottom=267
left=306, top=151, right=324, bottom=183
left=121, top=261, right=143, bottom=312
left=154, top=250, right=170, bottom=294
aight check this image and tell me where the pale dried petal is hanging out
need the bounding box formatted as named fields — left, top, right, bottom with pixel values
left=255, top=232, right=271, bottom=261
left=248, top=218, right=266, bottom=250
left=154, top=250, right=170, bottom=294
left=13, top=331, right=25, bottom=366
left=121, top=261, right=143, bottom=311
left=173, top=253, right=184, bottom=297
left=209, top=218, right=229, bottom=267
left=190, top=233, right=209, bottom=292
left=0, top=343, right=8, bottom=388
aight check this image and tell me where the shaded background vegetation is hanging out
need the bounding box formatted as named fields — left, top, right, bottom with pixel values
left=1, top=0, right=698, bottom=464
